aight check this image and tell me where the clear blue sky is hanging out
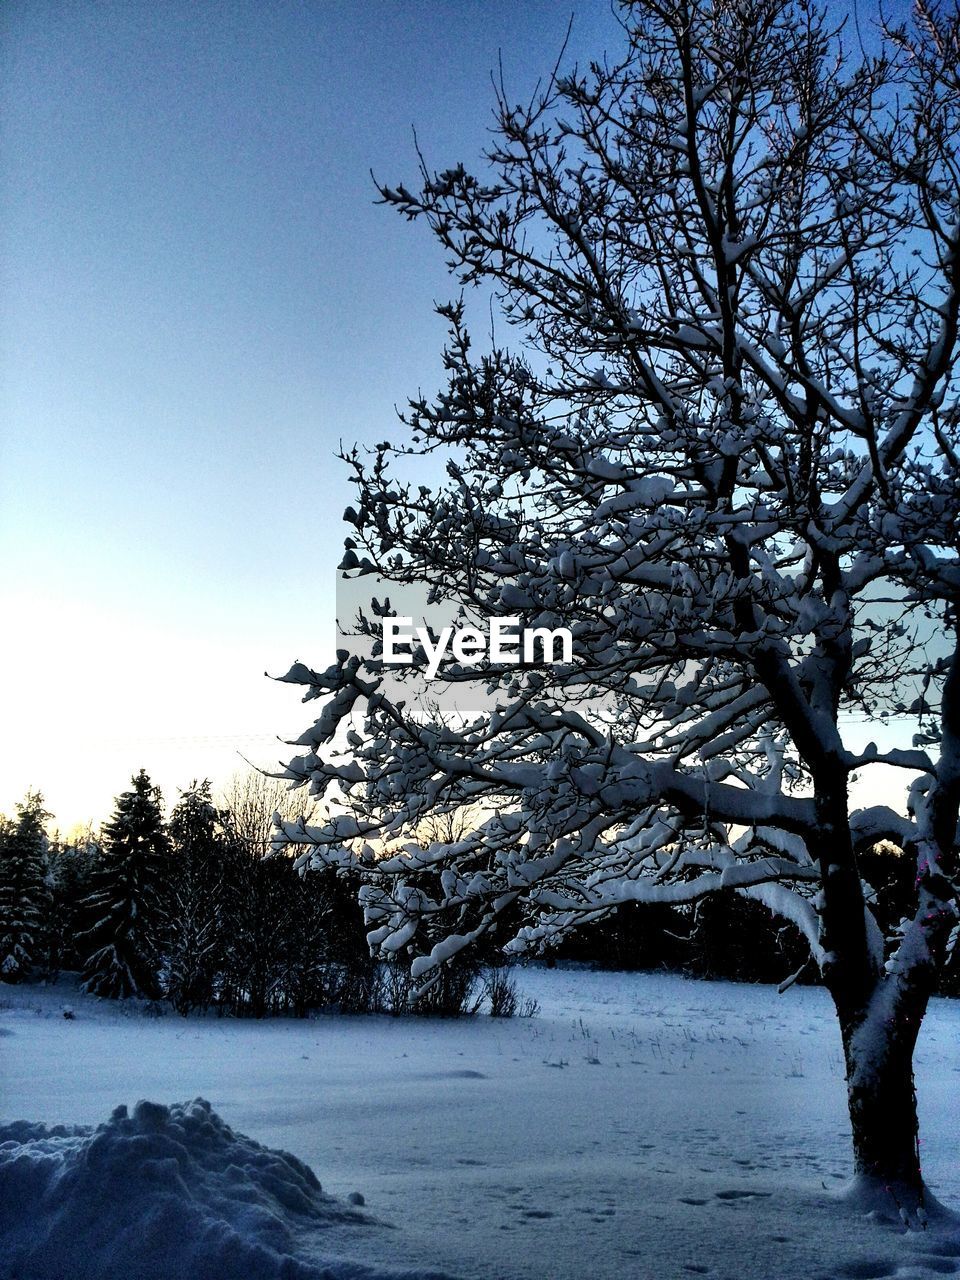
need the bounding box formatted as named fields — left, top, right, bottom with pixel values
left=1, top=0, right=630, bottom=828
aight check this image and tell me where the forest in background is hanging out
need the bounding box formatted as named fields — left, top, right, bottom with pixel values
left=0, top=769, right=954, bottom=1017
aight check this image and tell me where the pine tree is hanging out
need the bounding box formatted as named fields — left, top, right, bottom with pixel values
left=77, top=770, right=169, bottom=999
left=165, top=781, right=229, bottom=1014
left=45, top=831, right=99, bottom=977
left=0, top=791, right=50, bottom=982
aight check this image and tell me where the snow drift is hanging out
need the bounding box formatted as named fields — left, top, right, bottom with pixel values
left=0, top=1096, right=452, bottom=1280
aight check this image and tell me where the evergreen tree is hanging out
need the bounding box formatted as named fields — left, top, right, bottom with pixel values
left=165, top=781, right=229, bottom=1014
left=0, top=791, right=50, bottom=982
left=44, top=830, right=99, bottom=977
left=77, top=770, right=169, bottom=999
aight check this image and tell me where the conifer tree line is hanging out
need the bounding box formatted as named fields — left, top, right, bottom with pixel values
left=0, top=771, right=955, bottom=1010
left=0, top=772, right=376, bottom=1015
left=0, top=771, right=520, bottom=1015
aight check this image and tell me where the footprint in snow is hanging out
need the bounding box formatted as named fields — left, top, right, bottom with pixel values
left=908, top=1260, right=960, bottom=1275
left=411, top=1069, right=488, bottom=1081
left=714, top=1189, right=772, bottom=1200
left=832, top=1260, right=896, bottom=1279
left=916, top=1242, right=960, bottom=1258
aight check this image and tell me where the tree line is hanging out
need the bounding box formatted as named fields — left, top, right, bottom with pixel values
left=3, top=769, right=950, bottom=1013
left=0, top=770, right=537, bottom=1016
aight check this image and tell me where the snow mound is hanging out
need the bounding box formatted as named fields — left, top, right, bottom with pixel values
left=0, top=1097, right=452, bottom=1280
left=842, top=1173, right=959, bottom=1229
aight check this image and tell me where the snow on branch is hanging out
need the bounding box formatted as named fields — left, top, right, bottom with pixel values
left=276, top=0, right=960, bottom=997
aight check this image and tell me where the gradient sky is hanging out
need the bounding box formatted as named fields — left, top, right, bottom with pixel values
left=1, top=0, right=630, bottom=829
left=0, top=1, right=902, bottom=831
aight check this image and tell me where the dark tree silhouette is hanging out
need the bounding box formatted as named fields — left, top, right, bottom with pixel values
left=165, top=781, right=230, bottom=1014
left=0, top=791, right=50, bottom=982
left=78, top=770, right=170, bottom=999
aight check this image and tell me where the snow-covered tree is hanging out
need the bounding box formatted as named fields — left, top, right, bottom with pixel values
left=275, top=0, right=960, bottom=1214
left=78, top=770, right=169, bottom=999
left=0, top=792, right=50, bottom=982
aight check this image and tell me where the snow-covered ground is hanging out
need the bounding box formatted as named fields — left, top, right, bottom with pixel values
left=2, top=967, right=960, bottom=1279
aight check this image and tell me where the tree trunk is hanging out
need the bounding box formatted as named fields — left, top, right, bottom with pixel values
left=838, top=977, right=931, bottom=1216
left=845, top=1035, right=921, bottom=1190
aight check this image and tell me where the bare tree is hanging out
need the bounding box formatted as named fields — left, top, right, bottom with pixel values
left=276, top=0, right=960, bottom=1216
left=219, top=769, right=310, bottom=857
left=216, top=770, right=312, bottom=1016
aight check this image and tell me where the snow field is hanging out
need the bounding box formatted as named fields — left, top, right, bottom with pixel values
left=2, top=967, right=960, bottom=1280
